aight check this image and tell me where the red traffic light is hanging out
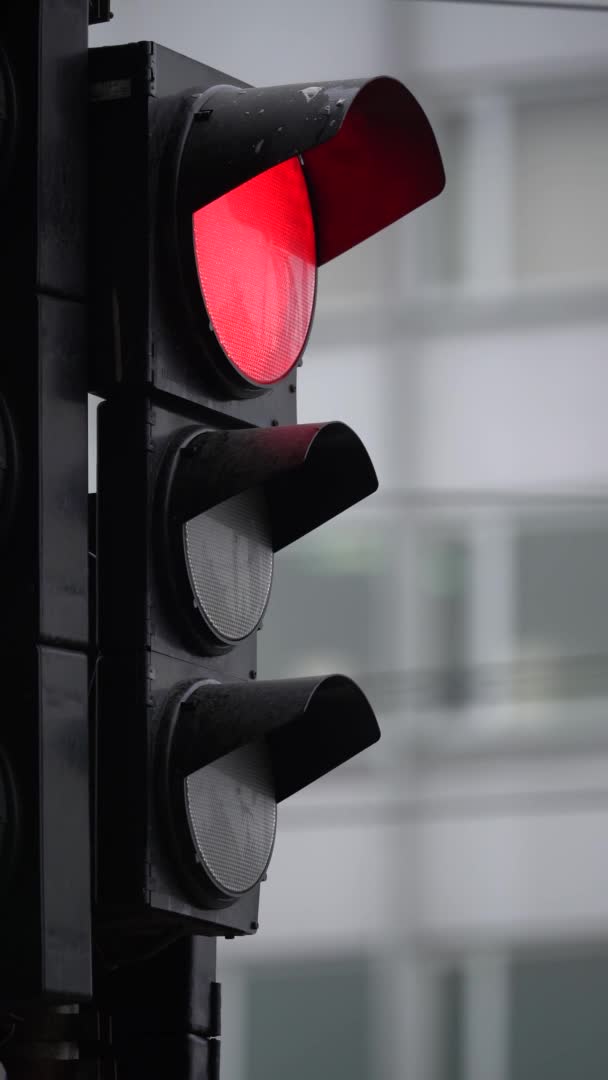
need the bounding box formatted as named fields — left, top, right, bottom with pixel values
left=193, top=157, right=316, bottom=387
left=166, top=73, right=445, bottom=398
left=177, top=76, right=445, bottom=265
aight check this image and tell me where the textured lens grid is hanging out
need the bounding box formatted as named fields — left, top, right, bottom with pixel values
left=183, top=487, right=273, bottom=644
left=184, top=742, right=277, bottom=896
left=192, top=157, right=316, bottom=387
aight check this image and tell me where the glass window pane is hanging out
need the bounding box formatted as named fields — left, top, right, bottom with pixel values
left=245, top=956, right=371, bottom=1080
left=511, top=948, right=608, bottom=1080
left=438, top=968, right=465, bottom=1080
left=416, top=110, right=468, bottom=286
left=514, top=93, right=608, bottom=280
left=514, top=513, right=608, bottom=700
left=418, top=529, right=473, bottom=708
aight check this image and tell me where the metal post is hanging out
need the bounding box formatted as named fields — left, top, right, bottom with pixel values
left=96, top=936, right=220, bottom=1080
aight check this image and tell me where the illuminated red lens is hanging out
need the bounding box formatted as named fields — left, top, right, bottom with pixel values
left=192, top=158, right=316, bottom=386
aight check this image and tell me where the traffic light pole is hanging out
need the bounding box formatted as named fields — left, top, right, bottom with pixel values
left=1, top=936, right=220, bottom=1078
left=0, top=0, right=91, bottom=1037
left=0, top=1003, right=107, bottom=1078
left=0, top=10, right=221, bottom=1075
left=96, top=936, right=220, bottom=1079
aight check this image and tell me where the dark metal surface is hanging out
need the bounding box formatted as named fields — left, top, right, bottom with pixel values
left=97, top=395, right=267, bottom=663
left=38, top=297, right=89, bottom=643
left=111, top=1033, right=213, bottom=1080
left=0, top=747, right=17, bottom=896
left=0, top=1004, right=104, bottom=1078
left=98, top=935, right=217, bottom=1039
left=94, top=930, right=219, bottom=1077
left=0, top=45, right=15, bottom=191
left=0, top=393, right=18, bottom=548
left=89, top=42, right=299, bottom=413
left=178, top=76, right=445, bottom=264
left=155, top=420, right=376, bottom=655
left=0, top=297, right=88, bottom=647
left=0, top=0, right=91, bottom=1003
left=0, top=648, right=91, bottom=1001
left=88, top=0, right=112, bottom=23
left=96, top=649, right=262, bottom=938
left=95, top=397, right=261, bottom=933
left=164, top=674, right=380, bottom=798
left=166, top=421, right=378, bottom=546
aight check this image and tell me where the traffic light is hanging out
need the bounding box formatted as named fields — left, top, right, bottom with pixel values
left=90, top=42, right=444, bottom=943
left=0, top=2, right=90, bottom=1001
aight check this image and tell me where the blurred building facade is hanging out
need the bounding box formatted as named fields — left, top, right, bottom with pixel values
left=93, top=3, right=608, bottom=1077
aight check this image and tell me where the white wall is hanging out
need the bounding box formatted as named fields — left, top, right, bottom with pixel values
left=400, top=0, right=608, bottom=83
left=217, top=747, right=608, bottom=962
left=417, top=800, right=608, bottom=943
left=90, top=0, right=395, bottom=84
left=416, top=326, right=608, bottom=491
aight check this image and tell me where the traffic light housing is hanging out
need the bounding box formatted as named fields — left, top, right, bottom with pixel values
left=90, top=42, right=444, bottom=943
left=0, top=2, right=91, bottom=1001
left=89, top=43, right=444, bottom=409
